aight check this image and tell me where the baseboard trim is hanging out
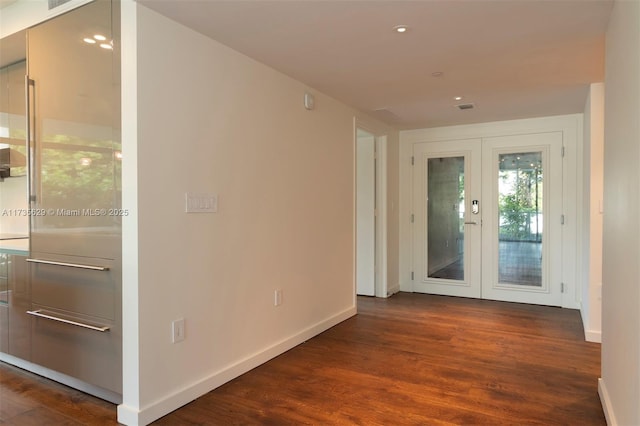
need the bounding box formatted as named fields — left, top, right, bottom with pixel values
left=117, top=306, right=357, bottom=426
left=386, top=283, right=400, bottom=297
left=584, top=329, right=602, bottom=343
left=0, top=352, right=122, bottom=404
left=598, top=378, right=617, bottom=425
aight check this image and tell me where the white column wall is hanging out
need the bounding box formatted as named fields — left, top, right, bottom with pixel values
left=599, top=0, right=640, bottom=424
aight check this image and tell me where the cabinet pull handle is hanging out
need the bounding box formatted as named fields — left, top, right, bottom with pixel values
left=27, top=309, right=110, bottom=332
left=25, top=76, right=36, bottom=205
left=26, top=258, right=109, bottom=271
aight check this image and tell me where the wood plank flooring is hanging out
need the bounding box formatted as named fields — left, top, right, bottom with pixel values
left=0, top=293, right=604, bottom=425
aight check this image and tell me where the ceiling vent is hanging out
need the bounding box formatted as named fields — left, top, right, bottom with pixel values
left=48, top=0, right=72, bottom=10
left=372, top=108, right=402, bottom=123
left=456, top=103, right=475, bottom=110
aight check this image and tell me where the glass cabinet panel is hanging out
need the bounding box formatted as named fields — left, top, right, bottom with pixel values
left=27, top=0, right=121, bottom=256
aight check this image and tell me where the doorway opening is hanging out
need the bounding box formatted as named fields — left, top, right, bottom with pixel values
left=355, top=127, right=387, bottom=297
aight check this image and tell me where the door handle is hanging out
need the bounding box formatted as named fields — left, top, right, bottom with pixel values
left=464, top=221, right=478, bottom=225
left=26, top=258, right=109, bottom=271
left=27, top=309, right=110, bottom=332
left=25, top=76, right=36, bottom=204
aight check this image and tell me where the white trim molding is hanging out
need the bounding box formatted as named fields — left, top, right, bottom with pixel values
left=598, top=378, right=617, bottom=426
left=584, top=329, right=602, bottom=343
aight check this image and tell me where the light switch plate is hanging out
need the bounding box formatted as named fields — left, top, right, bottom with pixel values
left=304, top=92, right=315, bottom=110
left=185, top=193, right=218, bottom=213
left=172, top=318, right=185, bottom=343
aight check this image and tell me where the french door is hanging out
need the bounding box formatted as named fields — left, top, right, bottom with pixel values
left=412, top=133, right=563, bottom=306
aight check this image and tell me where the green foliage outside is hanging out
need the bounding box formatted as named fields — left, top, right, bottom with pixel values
left=39, top=133, right=121, bottom=228
left=499, top=168, right=542, bottom=242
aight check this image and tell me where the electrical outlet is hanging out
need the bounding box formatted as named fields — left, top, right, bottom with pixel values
left=172, top=318, right=185, bottom=343
left=274, top=289, right=283, bottom=306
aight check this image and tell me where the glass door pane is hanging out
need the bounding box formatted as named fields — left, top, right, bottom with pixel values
left=27, top=0, right=120, bottom=257
left=497, top=152, right=543, bottom=286
left=427, top=156, right=465, bottom=281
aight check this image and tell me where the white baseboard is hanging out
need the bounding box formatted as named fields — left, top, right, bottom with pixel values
left=584, top=329, right=602, bottom=343
left=598, top=378, right=617, bottom=425
left=386, top=283, right=400, bottom=297
left=117, top=306, right=357, bottom=426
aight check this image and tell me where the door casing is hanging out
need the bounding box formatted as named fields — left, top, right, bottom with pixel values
left=399, top=114, right=582, bottom=309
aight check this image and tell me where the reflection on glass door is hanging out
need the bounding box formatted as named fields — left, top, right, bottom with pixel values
left=481, top=132, right=562, bottom=307
left=412, top=139, right=482, bottom=299
left=27, top=0, right=120, bottom=257
left=428, top=157, right=465, bottom=281
left=498, top=152, right=543, bottom=286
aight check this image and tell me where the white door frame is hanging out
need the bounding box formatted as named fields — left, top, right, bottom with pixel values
left=399, top=115, right=581, bottom=309
left=354, top=120, right=388, bottom=298
left=480, top=133, right=563, bottom=306
left=356, top=130, right=376, bottom=296
left=412, top=139, right=482, bottom=299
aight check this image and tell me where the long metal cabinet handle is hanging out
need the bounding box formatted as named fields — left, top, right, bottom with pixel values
left=26, top=309, right=110, bottom=332
left=25, top=76, right=36, bottom=204
left=26, top=258, right=110, bottom=271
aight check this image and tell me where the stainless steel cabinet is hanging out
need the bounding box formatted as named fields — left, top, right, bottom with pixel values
left=0, top=254, right=31, bottom=360
left=8, top=254, right=30, bottom=360
left=0, top=254, right=8, bottom=353
left=29, top=253, right=121, bottom=393
left=25, top=0, right=122, bottom=396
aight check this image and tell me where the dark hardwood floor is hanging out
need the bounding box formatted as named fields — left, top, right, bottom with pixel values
left=0, top=293, right=604, bottom=425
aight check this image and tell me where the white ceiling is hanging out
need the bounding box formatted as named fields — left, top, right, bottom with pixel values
left=142, top=1, right=611, bottom=129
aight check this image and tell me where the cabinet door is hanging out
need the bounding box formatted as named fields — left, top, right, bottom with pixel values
left=29, top=252, right=121, bottom=393
left=27, top=0, right=121, bottom=258
left=0, top=254, right=8, bottom=353
left=8, top=255, right=30, bottom=360
left=26, top=0, right=122, bottom=395
left=31, top=302, right=121, bottom=394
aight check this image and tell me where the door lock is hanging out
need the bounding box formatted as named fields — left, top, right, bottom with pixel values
left=472, top=200, right=479, bottom=214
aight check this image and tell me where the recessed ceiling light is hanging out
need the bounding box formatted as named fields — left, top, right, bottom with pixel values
left=99, top=43, right=113, bottom=50
left=393, top=25, right=408, bottom=33
left=454, top=96, right=462, bottom=101
left=83, top=38, right=96, bottom=44
left=94, top=34, right=107, bottom=41
left=431, top=71, right=444, bottom=77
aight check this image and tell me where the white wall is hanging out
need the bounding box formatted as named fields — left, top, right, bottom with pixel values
left=599, top=0, right=640, bottom=424
left=118, top=4, right=398, bottom=425
left=399, top=115, right=582, bottom=309
left=580, top=83, right=604, bottom=343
